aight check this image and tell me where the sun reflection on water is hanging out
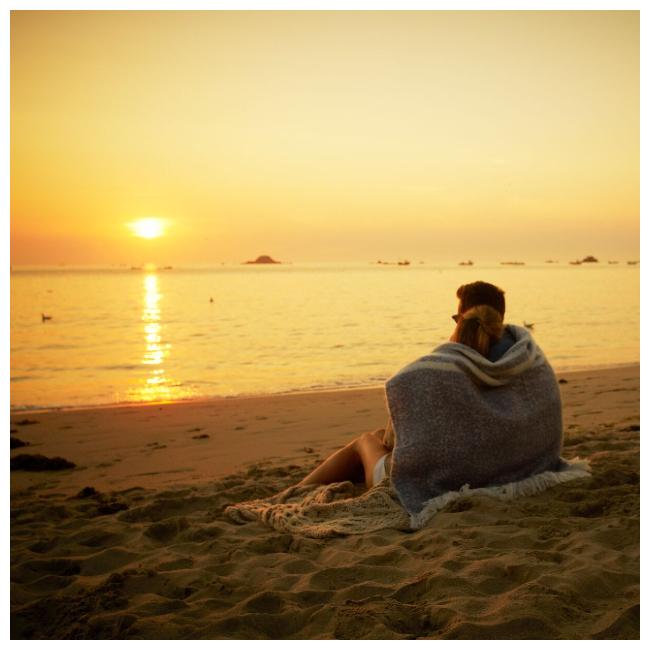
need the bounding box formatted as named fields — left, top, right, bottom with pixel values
left=128, top=273, right=190, bottom=403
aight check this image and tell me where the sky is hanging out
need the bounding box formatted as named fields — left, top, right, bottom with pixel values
left=10, top=10, right=640, bottom=265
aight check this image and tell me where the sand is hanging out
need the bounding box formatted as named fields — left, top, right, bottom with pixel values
left=10, top=364, right=639, bottom=639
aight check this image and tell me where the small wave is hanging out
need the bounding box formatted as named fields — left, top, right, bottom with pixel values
left=99, top=364, right=140, bottom=371
left=36, top=344, right=77, bottom=350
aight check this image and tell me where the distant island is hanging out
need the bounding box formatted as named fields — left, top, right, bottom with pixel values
left=581, top=255, right=599, bottom=263
left=244, top=255, right=281, bottom=265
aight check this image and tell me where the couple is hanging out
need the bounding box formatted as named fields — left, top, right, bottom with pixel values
left=299, top=281, right=564, bottom=516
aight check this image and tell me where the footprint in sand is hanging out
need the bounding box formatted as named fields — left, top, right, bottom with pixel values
left=145, top=442, right=167, bottom=451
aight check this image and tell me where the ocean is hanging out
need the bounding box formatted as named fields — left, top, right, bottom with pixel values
left=10, top=263, right=640, bottom=410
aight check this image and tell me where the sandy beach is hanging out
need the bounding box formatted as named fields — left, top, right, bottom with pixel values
left=10, top=364, right=639, bottom=639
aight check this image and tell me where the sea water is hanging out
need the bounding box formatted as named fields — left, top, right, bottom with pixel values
left=10, top=263, right=640, bottom=410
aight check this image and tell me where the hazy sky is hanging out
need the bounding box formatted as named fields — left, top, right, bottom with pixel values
left=10, top=10, right=639, bottom=265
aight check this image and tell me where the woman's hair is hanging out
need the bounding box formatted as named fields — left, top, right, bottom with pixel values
left=451, top=304, right=504, bottom=357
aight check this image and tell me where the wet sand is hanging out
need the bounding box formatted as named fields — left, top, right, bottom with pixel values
left=10, top=364, right=639, bottom=639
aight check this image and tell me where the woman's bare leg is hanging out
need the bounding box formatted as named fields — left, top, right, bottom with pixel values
left=298, top=429, right=389, bottom=488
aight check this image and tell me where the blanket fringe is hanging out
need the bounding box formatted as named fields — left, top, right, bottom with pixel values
left=410, top=457, right=591, bottom=529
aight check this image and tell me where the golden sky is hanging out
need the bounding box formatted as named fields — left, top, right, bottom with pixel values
left=10, top=10, right=639, bottom=265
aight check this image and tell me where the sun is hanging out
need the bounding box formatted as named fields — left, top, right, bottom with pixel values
left=128, top=218, right=166, bottom=239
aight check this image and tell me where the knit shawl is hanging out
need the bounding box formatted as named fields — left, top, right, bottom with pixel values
left=386, top=325, right=564, bottom=516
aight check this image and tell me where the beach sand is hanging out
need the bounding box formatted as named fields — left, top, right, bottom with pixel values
left=10, top=364, right=639, bottom=639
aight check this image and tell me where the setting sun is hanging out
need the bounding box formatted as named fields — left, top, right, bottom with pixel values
left=128, top=218, right=166, bottom=240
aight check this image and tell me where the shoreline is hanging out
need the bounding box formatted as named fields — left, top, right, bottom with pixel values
left=10, top=363, right=640, bottom=498
left=10, top=360, right=641, bottom=416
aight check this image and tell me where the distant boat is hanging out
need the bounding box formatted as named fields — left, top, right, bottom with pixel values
left=627, top=260, right=639, bottom=265
left=397, top=260, right=411, bottom=266
left=41, top=313, right=52, bottom=322
left=500, top=261, right=525, bottom=266
left=569, top=260, right=582, bottom=266
left=608, top=261, right=619, bottom=264
left=458, top=260, right=474, bottom=266
left=544, top=260, right=559, bottom=264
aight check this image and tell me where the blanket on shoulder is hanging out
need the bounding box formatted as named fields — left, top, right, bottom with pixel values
left=387, top=324, right=565, bottom=516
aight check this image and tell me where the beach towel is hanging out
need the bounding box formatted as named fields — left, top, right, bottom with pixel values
left=387, top=324, right=566, bottom=516
left=225, top=459, right=590, bottom=537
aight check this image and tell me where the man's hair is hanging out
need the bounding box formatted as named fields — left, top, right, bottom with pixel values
left=456, top=281, right=506, bottom=317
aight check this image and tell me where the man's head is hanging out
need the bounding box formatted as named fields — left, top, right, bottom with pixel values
left=456, top=281, right=506, bottom=318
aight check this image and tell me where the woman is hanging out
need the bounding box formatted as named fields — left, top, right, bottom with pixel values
left=298, top=303, right=508, bottom=489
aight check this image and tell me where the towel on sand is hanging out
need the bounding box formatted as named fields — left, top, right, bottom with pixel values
left=225, top=459, right=590, bottom=537
left=387, top=324, right=567, bottom=516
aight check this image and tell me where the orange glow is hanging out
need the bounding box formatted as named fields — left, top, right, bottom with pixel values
left=10, top=11, right=639, bottom=264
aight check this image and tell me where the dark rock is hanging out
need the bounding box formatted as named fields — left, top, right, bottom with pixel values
left=10, top=437, right=29, bottom=449
left=244, top=254, right=281, bottom=264
left=621, top=424, right=640, bottom=432
left=15, top=419, right=39, bottom=426
left=11, top=454, right=76, bottom=471
left=558, top=379, right=569, bottom=384
left=76, top=486, right=100, bottom=499
left=192, top=433, right=210, bottom=439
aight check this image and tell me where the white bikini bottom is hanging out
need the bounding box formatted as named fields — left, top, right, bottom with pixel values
left=372, top=453, right=389, bottom=486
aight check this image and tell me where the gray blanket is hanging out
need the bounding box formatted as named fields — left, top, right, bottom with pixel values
left=386, top=324, right=564, bottom=516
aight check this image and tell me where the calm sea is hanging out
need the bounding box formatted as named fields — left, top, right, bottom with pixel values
left=10, top=263, right=639, bottom=410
